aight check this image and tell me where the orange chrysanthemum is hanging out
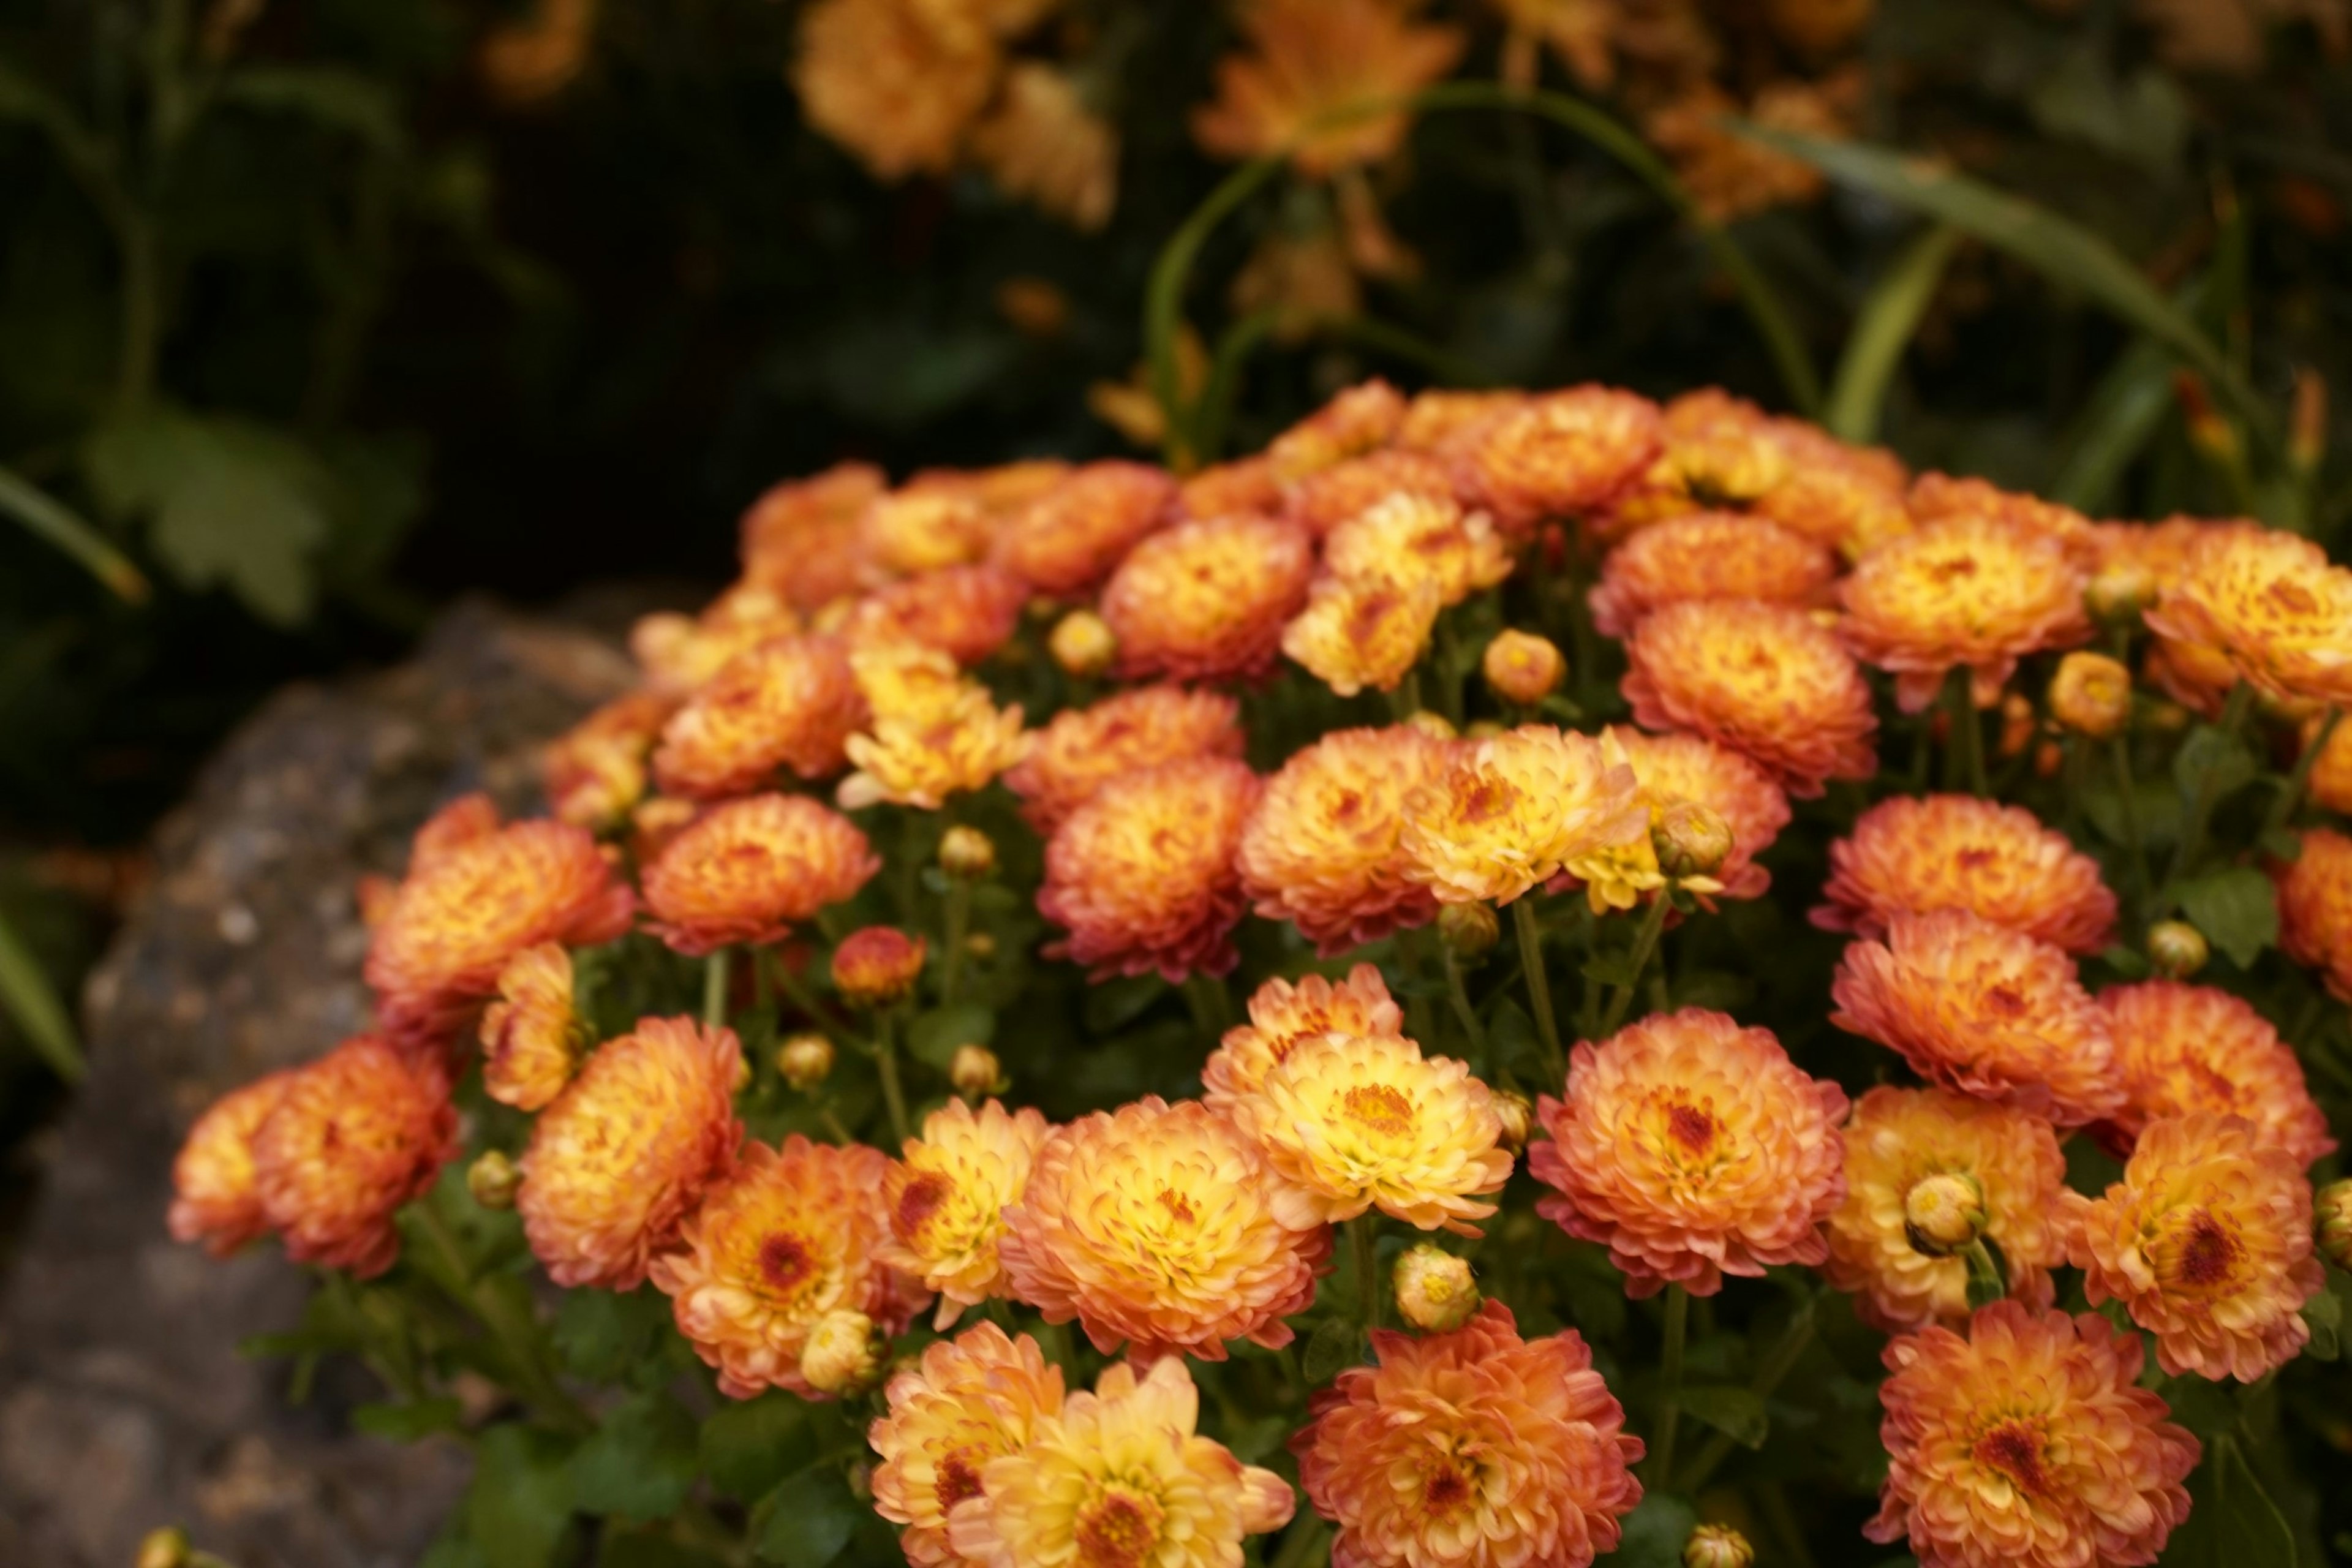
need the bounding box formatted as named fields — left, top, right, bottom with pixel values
left=1449, top=385, right=1662, bottom=533
left=1038, top=755, right=1259, bottom=981
left=1100, top=513, right=1314, bottom=684
left=845, top=564, right=1028, bottom=667
left=991, top=461, right=1175, bottom=597
left=250, top=1036, right=457, bottom=1279
left=856, top=488, right=993, bottom=582
left=630, top=584, right=805, bottom=699
left=1394, top=388, right=1528, bottom=456
left=1236, top=725, right=1446, bottom=953
left=519, top=1016, right=744, bottom=1290
left=1601, top=726, right=1791, bottom=902
left=1823, top=1087, right=2070, bottom=1333
left=839, top=642, right=1028, bottom=811
left=793, top=0, right=995, bottom=182
left=168, top=1070, right=299, bottom=1258
left=1191, top=0, right=1464, bottom=176
left=1597, top=390, right=1793, bottom=535
left=870, top=1323, right=1069, bottom=1568
left=972, top=62, right=1121, bottom=230
left=1400, top=724, right=1646, bottom=905
left=1815, top=794, right=2117, bottom=955
left=1005, top=684, right=1244, bottom=835
left=740, top=462, right=884, bottom=609
left=1831, top=910, right=2123, bottom=1127
left=1751, top=426, right=1912, bottom=559
left=641, top=793, right=881, bottom=956
left=650, top=1134, right=923, bottom=1397
left=542, top=690, right=673, bottom=831
left=1588, top=513, right=1836, bottom=636
left=1265, top=380, right=1409, bottom=481
left=1203, top=965, right=1408, bottom=1114
left=479, top=943, right=585, bottom=1112
left=1281, top=449, right=1457, bottom=538
left=1621, top=598, right=1879, bottom=796
left=1907, top=472, right=2098, bottom=569
left=1282, top=573, right=1442, bottom=697
left=2098, top=981, right=2335, bottom=1167
left=2146, top=526, right=2352, bottom=707
left=1841, top=514, right=2092, bottom=711
left=1531, top=1009, right=1848, bottom=1297
left=2064, top=1112, right=2324, bottom=1382
left=651, top=635, right=865, bottom=799
left=2275, top=826, right=2352, bottom=1000
left=1322, top=490, right=1514, bottom=606
left=949, top=1355, right=1295, bottom=1568
left=998, top=1095, right=1329, bottom=1361
left=1176, top=456, right=1284, bottom=521
left=880, top=1098, right=1054, bottom=1329
left=364, top=794, right=634, bottom=1047
left=1295, top=1301, right=1644, bottom=1568
left=1866, top=1302, right=2198, bottom=1568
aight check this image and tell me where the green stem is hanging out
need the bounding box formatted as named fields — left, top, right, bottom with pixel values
left=1597, top=891, right=1673, bottom=1039
left=413, top=1205, right=590, bottom=1434
left=1651, top=1284, right=1689, bottom=1491
left=2160, top=680, right=2256, bottom=902
left=1510, top=899, right=1564, bottom=1081
left=1944, top=666, right=1988, bottom=796
left=703, top=948, right=731, bottom=1030
left=940, top=876, right=974, bottom=1006
left=1440, top=943, right=1488, bottom=1066
left=1266, top=1516, right=1332, bottom=1568
left=1390, top=668, right=1426, bottom=722
left=1184, top=973, right=1231, bottom=1044
left=1679, top=1295, right=1817, bottom=1494
left=872, top=1009, right=911, bottom=1146
left=2109, top=734, right=2149, bottom=927
left=772, top=954, right=854, bottom=1041
left=1351, top=1213, right=1383, bottom=1332
left=1963, top=1238, right=2007, bottom=1307
left=2259, top=705, right=2340, bottom=848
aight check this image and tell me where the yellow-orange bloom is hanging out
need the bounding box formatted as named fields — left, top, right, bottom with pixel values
left=478, top=943, right=584, bottom=1112
left=2275, top=825, right=2352, bottom=1000
left=2099, top=981, right=2335, bottom=1167
left=880, top=1098, right=1054, bottom=1329
left=1176, top=454, right=1284, bottom=520
left=970, top=62, right=1119, bottom=230
left=1281, top=449, right=1456, bottom=538
left=542, top=690, right=674, bottom=831
left=1908, top=472, right=2098, bottom=567
left=652, top=635, right=865, bottom=799
left=1831, top=910, right=2122, bottom=1128
left=1230, top=1030, right=1512, bottom=1234
left=1531, top=1009, right=1847, bottom=1297
left=998, top=1095, right=1328, bottom=1360
left=1815, top=794, right=2117, bottom=955
left=1265, top=380, right=1409, bottom=481
left=1449, top=385, right=1663, bottom=533
left=870, top=1323, right=1068, bottom=1568
left=1395, top=387, right=1528, bottom=456
left=2146, top=526, right=2352, bottom=707
left=1601, top=726, right=1791, bottom=902
left=991, top=460, right=1175, bottom=597
left=1322, top=491, right=1514, bottom=606
left=1038, top=756, right=1259, bottom=981
left=650, top=1134, right=923, bottom=1398
left=1751, top=426, right=1912, bottom=558
left=1841, top=514, right=2092, bottom=711
left=740, top=464, right=878, bottom=612
left=1005, top=684, right=1243, bottom=835
left=1101, top=513, right=1314, bottom=684
left=845, top=564, right=1028, bottom=666
left=949, top=1355, right=1294, bottom=1568
left=1282, top=573, right=1441, bottom=696
left=1400, top=724, right=1646, bottom=905
left=641, top=793, right=881, bottom=956
left=2064, top=1113, right=2324, bottom=1382
left=1236, top=725, right=1446, bottom=954
left=1203, top=964, right=1407, bottom=1114
left=168, top=1070, right=299, bottom=1258
left=1867, top=1302, right=2198, bottom=1568
left=1596, top=390, right=1793, bottom=535
left=630, top=584, right=805, bottom=699
left=251, top=1036, right=457, bottom=1279
left=1823, top=1087, right=2070, bottom=1332
left=839, top=643, right=1027, bottom=811
left=520, top=1016, right=744, bottom=1289
left=1591, top=513, right=1834, bottom=636
left=1191, top=0, right=1464, bottom=176
left=793, top=0, right=995, bottom=183
left=1295, top=1301, right=1644, bottom=1568
left=856, top=488, right=993, bottom=582
left=1622, top=598, right=1879, bottom=797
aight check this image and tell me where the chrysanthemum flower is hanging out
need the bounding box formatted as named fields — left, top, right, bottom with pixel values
left=1400, top=724, right=1646, bottom=905
left=880, top=1098, right=1054, bottom=1329
left=1394, top=388, right=1527, bottom=456
left=2275, top=826, right=2352, bottom=1000
left=520, top=1016, right=745, bottom=1290
left=1823, top=1087, right=2070, bottom=1332
left=1530, top=1009, right=1847, bottom=1297
left=1265, top=380, right=1409, bottom=480
left=1621, top=598, right=1878, bottom=796
left=1236, top=726, right=1446, bottom=954
left=839, top=643, right=1028, bottom=811
left=1322, top=491, right=1514, bottom=605
left=1295, top=1301, right=1644, bottom=1568
left=650, top=1134, right=924, bottom=1397
left=364, top=794, right=635, bottom=1046
left=1281, top=449, right=1457, bottom=538
left=793, top=0, right=995, bottom=183
left=1100, top=513, right=1314, bottom=684
left=478, top=943, right=584, bottom=1112
left=1230, top=1031, right=1512, bottom=1234
left=630, top=582, right=805, bottom=699
left=1841, top=514, right=2092, bottom=711
left=870, top=1323, right=1068, bottom=1568
left=2146, top=526, right=2352, bottom=707
left=1588, top=513, right=1836, bottom=637
left=990, top=460, right=1175, bottom=597
left=250, top=1036, right=457, bottom=1279
left=845, top=564, right=1028, bottom=666
left=855, top=488, right=994, bottom=582
left=1815, top=794, right=2117, bottom=955
left=1831, top=910, right=2122, bottom=1127
left=1866, top=1302, right=2198, bottom=1568
left=1038, top=755, right=1259, bottom=981
left=2098, top=981, right=2335, bottom=1167
left=740, top=462, right=883, bottom=610
left=1204, top=965, right=1407, bottom=1112
left=1751, top=428, right=1912, bottom=559
left=1597, top=391, right=1791, bottom=533
left=998, top=1095, right=1328, bottom=1361
left=651, top=635, right=865, bottom=799
left=1190, top=0, right=1464, bottom=176
left=2063, top=1112, right=2324, bottom=1382
left=1449, top=385, right=1663, bottom=533
left=1551, top=729, right=1671, bottom=914
left=542, top=690, right=674, bottom=831
left=1004, top=684, right=1244, bottom=835
left=1600, top=726, right=1791, bottom=901
left=168, top=1070, right=300, bottom=1257
left=950, top=1355, right=1295, bottom=1568
left=1282, top=573, right=1442, bottom=697
left=641, top=794, right=881, bottom=956
left=970, top=62, right=1120, bottom=230
left=1907, top=472, right=2098, bottom=566
left=1175, top=455, right=1283, bottom=521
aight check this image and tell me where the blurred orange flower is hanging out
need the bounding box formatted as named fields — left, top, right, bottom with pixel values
left=1101, top=513, right=1314, bottom=684
left=168, top=1069, right=299, bottom=1258
left=1842, top=514, right=2091, bottom=711
left=1005, top=684, right=1244, bottom=835
left=251, top=1037, right=457, bottom=1279
left=641, top=794, right=881, bottom=956
left=1191, top=0, right=1464, bottom=176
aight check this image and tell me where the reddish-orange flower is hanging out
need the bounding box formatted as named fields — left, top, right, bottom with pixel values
left=1815, top=794, right=2116, bottom=955
left=251, top=1036, right=458, bottom=1279
left=652, top=635, right=865, bottom=799
left=2276, top=826, right=2352, bottom=1000
left=2098, top=981, right=2335, bottom=1167
left=1005, top=684, right=1245, bottom=835
left=1281, top=449, right=1457, bottom=538
left=990, top=460, right=1175, bottom=597
left=1621, top=598, right=1878, bottom=796
left=631, top=586, right=804, bottom=699
left=1237, top=725, right=1446, bottom=953
left=1265, top=380, right=1409, bottom=481
left=640, top=794, right=881, bottom=956
left=1751, top=425, right=1912, bottom=558
left=542, top=690, right=674, bottom=831
left=1588, top=513, right=1836, bottom=636
left=845, top=564, right=1028, bottom=666
left=1038, top=755, right=1259, bottom=981
left=1100, top=513, right=1314, bottom=684
left=1449, top=385, right=1663, bottom=533
left=740, top=462, right=887, bottom=607
left=1841, top=514, right=2092, bottom=710
left=168, top=1070, right=300, bottom=1258
left=1191, top=0, right=1465, bottom=176
left=869, top=1323, right=1068, bottom=1568
left=1203, top=964, right=1407, bottom=1114
left=1176, top=456, right=1284, bottom=521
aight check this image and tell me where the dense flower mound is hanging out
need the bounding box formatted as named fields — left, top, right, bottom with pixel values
left=1815, top=794, right=2117, bottom=954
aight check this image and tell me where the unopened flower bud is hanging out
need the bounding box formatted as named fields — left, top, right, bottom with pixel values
left=467, top=1150, right=521, bottom=1210
left=1438, top=901, right=1499, bottom=962
left=2290, top=367, right=2327, bottom=478
left=938, top=824, right=997, bottom=880
left=2316, top=1178, right=2352, bottom=1272
left=832, top=927, right=927, bottom=1008
left=1683, top=1523, right=1755, bottom=1568
left=1653, top=801, right=1733, bottom=881
left=1902, top=1170, right=1987, bottom=1257
left=799, top=1308, right=885, bottom=1396
left=950, top=1042, right=1005, bottom=1100
left=964, top=930, right=997, bottom=961
left=1404, top=710, right=1459, bottom=741
left=2048, top=652, right=2132, bottom=740
left=777, top=1031, right=836, bottom=1092
left=1392, top=1243, right=1480, bottom=1333
left=1049, top=609, right=1117, bottom=677
left=1482, top=630, right=1566, bottom=707
left=2083, top=562, right=2154, bottom=626
left=846, top=1460, right=876, bottom=1502
left=2147, top=920, right=2209, bottom=980
left=137, top=1527, right=192, bottom=1568
left=1997, top=692, right=2036, bottom=758
left=1491, top=1088, right=1534, bottom=1155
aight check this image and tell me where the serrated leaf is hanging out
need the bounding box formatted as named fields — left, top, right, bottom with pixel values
left=754, top=1467, right=859, bottom=1568
left=352, top=1398, right=464, bottom=1443
left=1612, top=1493, right=1700, bottom=1567
left=551, top=1283, right=671, bottom=1383
left=1675, top=1385, right=1768, bottom=1449
left=908, top=1003, right=994, bottom=1070
left=701, top=1394, right=815, bottom=1502
left=466, top=1424, right=578, bottom=1568
left=573, top=1392, right=698, bottom=1521
left=2175, top=867, right=2277, bottom=970
left=1302, top=1317, right=1364, bottom=1384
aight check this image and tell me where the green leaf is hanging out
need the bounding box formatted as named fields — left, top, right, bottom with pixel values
left=217, top=65, right=404, bottom=152
left=1612, top=1493, right=1700, bottom=1567
left=2174, top=868, right=2278, bottom=970
left=907, top=1003, right=995, bottom=1071
left=2301, top=1282, right=2342, bottom=1362
left=0, top=905, right=84, bottom=1080
left=2084, top=780, right=2180, bottom=850
left=352, top=1398, right=464, bottom=1443
left=2162, top=1434, right=2295, bottom=1567
left=598, top=1531, right=735, bottom=1568
left=1301, top=1317, right=1365, bottom=1384
left=0, top=461, right=148, bottom=601
left=552, top=1284, right=671, bottom=1384
left=1082, top=973, right=1166, bottom=1035
left=701, top=1394, right=816, bottom=1503
left=1488, top=998, right=1546, bottom=1081
left=466, top=1424, right=578, bottom=1568
left=1825, top=226, right=1962, bottom=444
left=2051, top=334, right=2187, bottom=513
left=2171, top=728, right=2258, bottom=805
left=753, top=1467, right=859, bottom=1568
left=1675, top=1385, right=1768, bottom=1449
left=573, top=1392, right=698, bottom=1521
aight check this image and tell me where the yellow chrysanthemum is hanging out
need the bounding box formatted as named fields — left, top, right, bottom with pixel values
left=1815, top=794, right=2117, bottom=955
left=870, top=1323, right=1068, bottom=1568
left=478, top=942, right=585, bottom=1112
left=839, top=641, right=1028, bottom=810
left=2098, top=981, right=2335, bottom=1168
left=1281, top=573, right=1442, bottom=697
left=793, top=0, right=997, bottom=182
left=992, top=461, right=1175, bottom=596
left=168, top=1069, right=299, bottom=1258
left=1551, top=729, right=1670, bottom=914
left=1005, top=684, right=1243, bottom=835
left=641, top=793, right=881, bottom=956
left=2063, top=1112, right=2324, bottom=1382
left=1399, top=724, right=1646, bottom=905
left=2146, top=525, right=2352, bottom=707
left=1751, top=425, right=1913, bottom=559
left=1101, top=513, right=1314, bottom=684
left=248, top=1036, right=458, bottom=1279
left=1449, top=385, right=1662, bottom=533
left=1531, top=1009, right=1849, bottom=1297
left=652, top=635, right=865, bottom=799
left=1600, top=726, right=1791, bottom=902
left=880, top=1098, right=1054, bottom=1329
left=1322, top=490, right=1514, bottom=606
left=542, top=690, right=673, bottom=832
left=1235, top=726, right=1446, bottom=954
left=1841, top=514, right=2092, bottom=712
left=1588, top=512, right=1836, bottom=636
left=1190, top=0, right=1464, bottom=175
left=856, top=488, right=993, bottom=582
left=2275, top=825, right=2352, bottom=1000
left=1823, top=1087, right=2070, bottom=1333
left=1038, top=756, right=1259, bottom=981
left=998, top=1096, right=1329, bottom=1361
left=1202, top=965, right=1407, bottom=1114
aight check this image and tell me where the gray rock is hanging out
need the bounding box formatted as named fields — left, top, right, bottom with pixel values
left=0, top=600, right=636, bottom=1567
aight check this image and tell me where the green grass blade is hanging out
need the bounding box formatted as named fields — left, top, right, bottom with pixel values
left=0, top=462, right=149, bottom=601
left=0, top=906, right=85, bottom=1082
left=1824, top=225, right=1960, bottom=444
left=1144, top=157, right=1287, bottom=469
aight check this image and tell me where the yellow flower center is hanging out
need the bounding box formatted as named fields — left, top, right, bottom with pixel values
left=1075, top=1483, right=1166, bottom=1568
left=1341, top=1083, right=1417, bottom=1141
